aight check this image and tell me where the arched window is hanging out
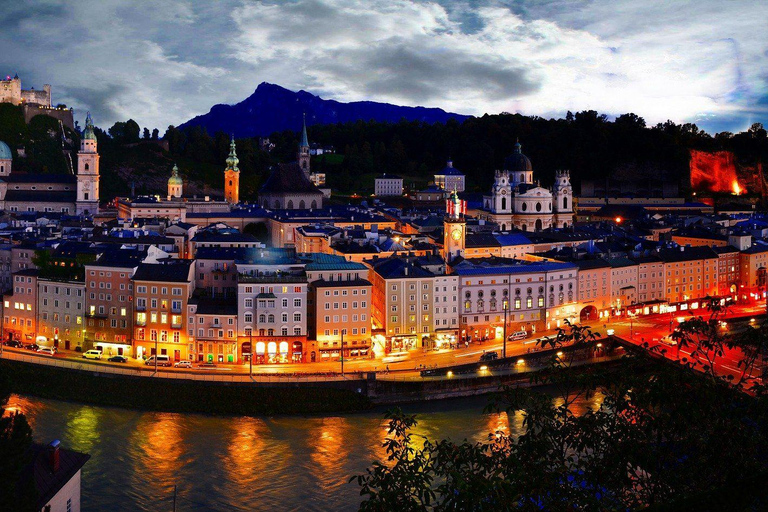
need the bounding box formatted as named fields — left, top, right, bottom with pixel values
left=268, top=314, right=275, bottom=323
left=522, top=202, right=527, bottom=212
left=84, top=163, right=89, bottom=171
left=229, top=180, right=233, bottom=187
left=274, top=200, right=280, bottom=209
left=287, top=200, right=294, bottom=209
left=563, top=197, right=568, bottom=209
left=521, top=224, right=527, bottom=232
left=520, top=173, right=524, bottom=182
left=501, top=197, right=506, bottom=210
left=535, top=202, right=542, bottom=212
left=299, top=200, right=305, bottom=209
left=535, top=219, right=543, bottom=231
left=311, top=200, right=317, bottom=209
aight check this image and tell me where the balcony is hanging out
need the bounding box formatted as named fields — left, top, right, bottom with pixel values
left=135, top=319, right=146, bottom=327
left=135, top=304, right=146, bottom=312
left=171, top=322, right=183, bottom=329
left=86, top=311, right=108, bottom=319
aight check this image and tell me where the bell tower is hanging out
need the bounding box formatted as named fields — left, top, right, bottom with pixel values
left=443, top=190, right=466, bottom=263
left=553, top=170, right=573, bottom=227
left=298, top=113, right=310, bottom=178
left=76, top=112, right=99, bottom=215
left=224, top=136, right=240, bottom=204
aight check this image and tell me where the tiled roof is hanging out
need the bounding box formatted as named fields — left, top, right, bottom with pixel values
left=371, top=258, right=434, bottom=279
left=25, top=443, right=90, bottom=510
left=4, top=173, right=76, bottom=184
left=304, top=253, right=367, bottom=271
left=133, top=261, right=192, bottom=282
left=260, top=162, right=323, bottom=194
left=4, top=190, right=76, bottom=203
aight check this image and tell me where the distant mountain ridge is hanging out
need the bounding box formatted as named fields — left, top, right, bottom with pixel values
left=178, top=82, right=471, bottom=137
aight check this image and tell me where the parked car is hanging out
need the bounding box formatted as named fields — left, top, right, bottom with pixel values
left=174, top=360, right=193, bottom=368
left=107, top=355, right=128, bottom=363
left=479, top=351, right=498, bottom=362
left=23, top=343, right=39, bottom=352
left=5, top=340, right=23, bottom=348
left=144, top=355, right=172, bottom=367
left=507, top=330, right=528, bottom=341
left=37, top=347, right=56, bottom=356
left=82, top=350, right=102, bottom=360
left=197, top=361, right=217, bottom=369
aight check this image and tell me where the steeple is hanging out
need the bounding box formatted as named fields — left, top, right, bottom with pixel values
left=168, top=163, right=183, bottom=198
left=83, top=111, right=96, bottom=141
left=226, top=135, right=239, bottom=171
left=224, top=135, right=240, bottom=204
left=298, top=114, right=311, bottom=177
left=300, top=113, right=309, bottom=148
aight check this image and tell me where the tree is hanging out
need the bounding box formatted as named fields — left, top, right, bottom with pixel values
left=151, top=128, right=159, bottom=140
left=142, top=127, right=150, bottom=140
left=355, top=316, right=768, bottom=510
left=123, top=119, right=140, bottom=144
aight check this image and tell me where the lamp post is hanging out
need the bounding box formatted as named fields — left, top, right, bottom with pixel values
left=502, top=299, right=509, bottom=359
left=340, top=329, right=346, bottom=376
left=152, top=335, right=159, bottom=376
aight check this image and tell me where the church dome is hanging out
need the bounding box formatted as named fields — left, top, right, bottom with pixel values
left=503, top=141, right=532, bottom=174
left=168, top=164, right=183, bottom=186
left=0, top=141, right=12, bottom=160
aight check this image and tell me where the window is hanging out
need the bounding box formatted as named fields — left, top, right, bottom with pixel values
left=294, top=313, right=301, bottom=322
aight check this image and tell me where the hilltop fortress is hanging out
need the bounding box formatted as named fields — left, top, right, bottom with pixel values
left=0, top=74, right=74, bottom=130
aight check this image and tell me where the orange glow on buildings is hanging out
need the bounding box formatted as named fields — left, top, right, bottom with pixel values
left=690, top=149, right=746, bottom=195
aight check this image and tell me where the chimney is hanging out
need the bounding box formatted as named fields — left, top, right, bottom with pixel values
left=48, top=440, right=61, bottom=473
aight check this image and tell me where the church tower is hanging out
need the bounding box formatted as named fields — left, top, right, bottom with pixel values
left=224, top=136, right=240, bottom=204
left=168, top=163, right=183, bottom=199
left=76, top=112, right=99, bottom=215
left=443, top=190, right=466, bottom=263
left=298, top=113, right=310, bottom=179
left=552, top=170, right=573, bottom=228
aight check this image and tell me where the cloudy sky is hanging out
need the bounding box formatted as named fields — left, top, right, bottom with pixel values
left=2, top=0, right=766, bottom=133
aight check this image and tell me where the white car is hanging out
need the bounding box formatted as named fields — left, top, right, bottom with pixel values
left=37, top=346, right=56, bottom=356
left=82, top=349, right=102, bottom=360
left=174, top=360, right=193, bottom=368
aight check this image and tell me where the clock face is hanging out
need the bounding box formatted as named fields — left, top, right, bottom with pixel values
left=451, top=228, right=462, bottom=241
left=501, top=189, right=507, bottom=195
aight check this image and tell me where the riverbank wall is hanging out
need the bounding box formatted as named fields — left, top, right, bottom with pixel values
left=0, top=359, right=372, bottom=415
left=0, top=338, right=628, bottom=415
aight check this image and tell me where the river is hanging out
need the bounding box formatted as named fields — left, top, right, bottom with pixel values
left=8, top=392, right=603, bottom=511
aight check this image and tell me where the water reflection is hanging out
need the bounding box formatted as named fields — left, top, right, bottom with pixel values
left=15, top=391, right=603, bottom=512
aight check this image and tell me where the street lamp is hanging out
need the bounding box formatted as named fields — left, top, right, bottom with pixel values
left=340, top=329, right=347, bottom=376
left=502, top=299, right=509, bottom=359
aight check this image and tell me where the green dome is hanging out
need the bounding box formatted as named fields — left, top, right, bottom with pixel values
left=168, top=164, right=183, bottom=186
left=0, top=141, right=11, bottom=160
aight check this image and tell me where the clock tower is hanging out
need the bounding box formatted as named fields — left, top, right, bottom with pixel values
left=443, top=190, right=466, bottom=263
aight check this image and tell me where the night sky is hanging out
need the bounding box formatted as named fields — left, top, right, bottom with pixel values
left=2, top=0, right=765, bottom=134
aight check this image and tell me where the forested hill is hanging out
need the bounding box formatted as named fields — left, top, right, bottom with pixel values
left=2, top=99, right=766, bottom=203
left=166, top=111, right=768, bottom=196
left=178, top=82, right=470, bottom=138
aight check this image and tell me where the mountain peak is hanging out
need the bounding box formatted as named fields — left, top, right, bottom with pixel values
left=179, top=84, right=469, bottom=138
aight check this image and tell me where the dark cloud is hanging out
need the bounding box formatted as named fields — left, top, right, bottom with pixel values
left=331, top=43, right=539, bottom=103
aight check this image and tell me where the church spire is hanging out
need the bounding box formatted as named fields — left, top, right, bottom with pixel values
left=300, top=113, right=309, bottom=148
left=226, top=135, right=239, bottom=171
left=224, top=135, right=240, bottom=205
left=83, top=111, right=96, bottom=140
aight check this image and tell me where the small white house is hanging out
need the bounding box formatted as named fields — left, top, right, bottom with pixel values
left=375, top=174, right=403, bottom=197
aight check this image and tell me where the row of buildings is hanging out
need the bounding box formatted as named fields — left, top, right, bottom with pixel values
left=3, top=199, right=768, bottom=365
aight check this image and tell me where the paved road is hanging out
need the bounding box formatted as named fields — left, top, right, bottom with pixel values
left=3, top=302, right=765, bottom=378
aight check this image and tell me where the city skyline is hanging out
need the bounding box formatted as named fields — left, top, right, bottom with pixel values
left=1, top=0, right=765, bottom=133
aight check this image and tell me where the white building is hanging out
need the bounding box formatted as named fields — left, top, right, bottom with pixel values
left=375, top=174, right=404, bottom=197
left=452, top=257, right=579, bottom=340
left=479, top=142, right=573, bottom=232
left=29, top=440, right=89, bottom=512
left=433, top=273, right=459, bottom=345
